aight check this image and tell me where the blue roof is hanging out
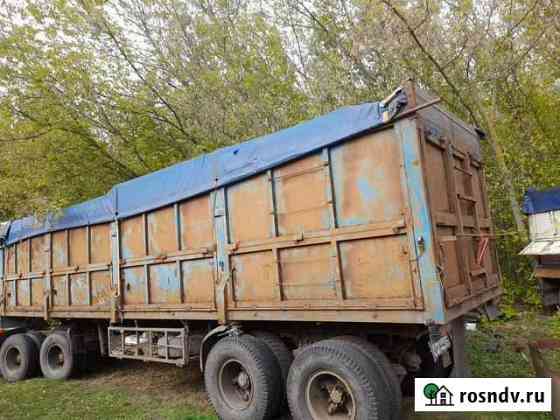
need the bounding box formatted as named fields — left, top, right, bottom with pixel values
left=4, top=95, right=404, bottom=246
left=523, top=187, right=560, bottom=215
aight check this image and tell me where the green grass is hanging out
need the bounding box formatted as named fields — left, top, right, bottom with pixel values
left=0, top=359, right=216, bottom=420
left=1, top=312, right=558, bottom=419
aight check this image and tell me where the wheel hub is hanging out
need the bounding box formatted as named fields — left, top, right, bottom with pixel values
left=307, top=371, right=356, bottom=419
left=235, top=370, right=251, bottom=390
left=5, top=347, right=23, bottom=373
left=218, top=359, right=254, bottom=409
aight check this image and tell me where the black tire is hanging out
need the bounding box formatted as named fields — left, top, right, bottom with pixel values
left=26, top=331, right=46, bottom=376
left=287, top=339, right=391, bottom=420
left=252, top=331, right=293, bottom=413
left=26, top=331, right=46, bottom=353
left=40, top=333, right=76, bottom=380
left=251, top=331, right=293, bottom=383
left=0, top=334, right=38, bottom=382
left=204, top=335, right=282, bottom=420
left=330, top=336, right=402, bottom=420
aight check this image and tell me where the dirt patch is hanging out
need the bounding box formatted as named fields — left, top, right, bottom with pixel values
left=81, top=359, right=211, bottom=412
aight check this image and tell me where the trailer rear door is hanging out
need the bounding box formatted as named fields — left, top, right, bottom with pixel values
left=419, top=108, right=500, bottom=308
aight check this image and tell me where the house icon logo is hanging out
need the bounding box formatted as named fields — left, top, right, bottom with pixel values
left=423, top=383, right=454, bottom=407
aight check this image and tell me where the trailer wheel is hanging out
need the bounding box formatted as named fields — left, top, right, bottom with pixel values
left=330, top=336, right=402, bottom=420
left=287, top=340, right=391, bottom=420
left=0, top=334, right=38, bottom=382
left=26, top=331, right=46, bottom=353
left=26, top=331, right=46, bottom=376
left=252, top=331, right=293, bottom=414
left=204, top=335, right=282, bottom=420
left=40, top=333, right=75, bottom=380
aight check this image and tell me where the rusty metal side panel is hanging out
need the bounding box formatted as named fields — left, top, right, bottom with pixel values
left=17, top=240, right=29, bottom=274
left=147, top=206, right=177, bottom=256
left=52, top=231, right=67, bottom=269
left=120, top=215, right=146, bottom=260
left=182, top=258, right=215, bottom=304
left=69, top=228, right=88, bottom=267
left=227, top=174, right=271, bottom=243
left=122, top=266, right=146, bottom=305
left=149, top=262, right=181, bottom=304
left=91, top=224, right=111, bottom=264
left=280, top=244, right=337, bottom=301
left=339, top=235, right=414, bottom=302
left=331, top=131, right=404, bottom=227
left=91, top=271, right=112, bottom=307
left=222, top=127, right=423, bottom=312
left=30, top=235, right=47, bottom=273
left=6, top=245, right=16, bottom=275
left=6, top=280, right=15, bottom=308
left=274, top=154, right=330, bottom=235
left=16, top=279, right=30, bottom=306
left=180, top=195, right=214, bottom=249
left=231, top=251, right=276, bottom=302
left=418, top=102, right=501, bottom=313
left=31, top=277, right=44, bottom=307
left=70, top=273, right=88, bottom=305
left=52, top=275, right=67, bottom=307
left=424, top=141, right=450, bottom=213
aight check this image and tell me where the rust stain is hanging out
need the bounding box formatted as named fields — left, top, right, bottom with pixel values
left=91, top=224, right=111, bottom=264
left=228, top=174, right=270, bottom=243
left=182, top=258, right=215, bottom=304
left=331, top=131, right=403, bottom=227
left=70, top=273, right=88, bottom=305
left=69, top=228, right=88, bottom=266
left=339, top=236, right=413, bottom=301
left=91, top=270, right=112, bottom=306
left=280, top=244, right=336, bottom=301
left=31, top=277, right=44, bottom=307
left=120, top=215, right=145, bottom=259
left=180, top=195, right=214, bottom=250
left=149, top=262, right=181, bottom=304
left=31, top=235, right=47, bottom=272
left=274, top=153, right=329, bottom=235
left=52, top=231, right=67, bottom=269
left=122, top=266, right=146, bottom=305
left=148, top=206, right=177, bottom=256
left=52, top=275, right=67, bottom=307
left=231, top=251, right=275, bottom=302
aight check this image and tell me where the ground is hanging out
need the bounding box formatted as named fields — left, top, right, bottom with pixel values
left=0, top=313, right=558, bottom=419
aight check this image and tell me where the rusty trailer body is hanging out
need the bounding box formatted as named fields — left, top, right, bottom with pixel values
left=0, top=85, right=500, bottom=327
left=0, top=83, right=501, bottom=419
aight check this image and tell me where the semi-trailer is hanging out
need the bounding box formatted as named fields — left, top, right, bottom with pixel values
left=0, top=82, right=501, bottom=419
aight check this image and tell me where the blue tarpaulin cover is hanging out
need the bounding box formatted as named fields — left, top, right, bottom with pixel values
left=523, top=187, right=560, bottom=215
left=3, top=96, right=404, bottom=246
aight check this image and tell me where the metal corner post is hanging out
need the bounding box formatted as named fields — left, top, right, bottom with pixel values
left=213, top=188, right=230, bottom=324
left=111, top=220, right=121, bottom=323
left=395, top=117, right=446, bottom=324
